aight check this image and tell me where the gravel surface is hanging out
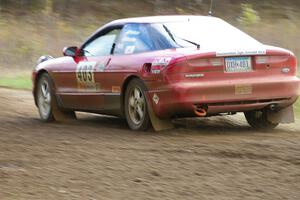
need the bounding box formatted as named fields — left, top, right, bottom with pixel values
left=0, top=88, right=299, bottom=200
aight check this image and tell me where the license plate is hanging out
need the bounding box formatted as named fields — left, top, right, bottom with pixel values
left=225, top=57, right=252, bottom=73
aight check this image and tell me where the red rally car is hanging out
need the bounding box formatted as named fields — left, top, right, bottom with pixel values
left=32, top=15, right=300, bottom=131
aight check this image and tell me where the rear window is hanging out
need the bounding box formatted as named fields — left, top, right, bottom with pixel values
left=153, top=17, right=262, bottom=50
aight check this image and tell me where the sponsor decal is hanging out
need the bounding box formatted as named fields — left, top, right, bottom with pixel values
left=125, top=30, right=140, bottom=35
left=112, top=86, right=121, bottom=93
left=124, top=46, right=135, bottom=54
left=150, top=57, right=172, bottom=74
left=153, top=93, right=159, bottom=104
left=151, top=69, right=161, bottom=74
left=76, top=61, right=98, bottom=91
left=216, top=49, right=266, bottom=57
left=152, top=57, right=172, bottom=66
left=122, top=37, right=136, bottom=42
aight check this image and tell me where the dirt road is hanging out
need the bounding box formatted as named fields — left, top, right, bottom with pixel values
left=0, top=88, right=299, bottom=200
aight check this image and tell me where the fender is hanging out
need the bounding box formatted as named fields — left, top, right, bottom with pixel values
left=33, top=55, right=55, bottom=106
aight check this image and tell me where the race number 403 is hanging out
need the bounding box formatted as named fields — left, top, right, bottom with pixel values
left=76, top=62, right=96, bottom=84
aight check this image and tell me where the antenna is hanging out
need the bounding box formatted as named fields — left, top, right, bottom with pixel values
left=208, top=0, right=213, bottom=16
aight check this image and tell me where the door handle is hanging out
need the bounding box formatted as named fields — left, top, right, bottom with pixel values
left=105, top=58, right=112, bottom=67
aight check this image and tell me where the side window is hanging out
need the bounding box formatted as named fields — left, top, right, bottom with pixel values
left=148, top=24, right=182, bottom=49
left=114, top=24, right=154, bottom=55
left=82, top=29, right=121, bottom=57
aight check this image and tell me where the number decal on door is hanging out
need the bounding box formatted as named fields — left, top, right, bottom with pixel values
left=76, top=62, right=98, bottom=90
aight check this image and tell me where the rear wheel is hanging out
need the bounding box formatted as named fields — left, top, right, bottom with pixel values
left=36, top=73, right=75, bottom=122
left=124, top=79, right=151, bottom=131
left=244, top=110, right=279, bottom=130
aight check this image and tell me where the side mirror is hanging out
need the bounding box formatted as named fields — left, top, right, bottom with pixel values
left=63, top=46, right=78, bottom=57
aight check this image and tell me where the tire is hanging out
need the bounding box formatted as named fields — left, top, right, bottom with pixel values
left=36, top=73, right=55, bottom=122
left=124, top=79, right=151, bottom=131
left=36, top=73, right=75, bottom=122
left=244, top=110, right=279, bottom=130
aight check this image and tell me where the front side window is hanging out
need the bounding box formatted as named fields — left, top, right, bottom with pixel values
left=82, top=29, right=121, bottom=57
left=114, top=24, right=155, bottom=55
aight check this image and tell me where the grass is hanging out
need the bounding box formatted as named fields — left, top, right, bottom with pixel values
left=0, top=74, right=32, bottom=90
left=295, top=100, right=300, bottom=117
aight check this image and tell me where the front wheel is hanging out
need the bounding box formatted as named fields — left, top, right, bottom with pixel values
left=124, top=79, right=151, bottom=131
left=36, top=73, right=76, bottom=122
left=36, top=73, right=55, bottom=122
left=244, top=110, right=279, bottom=130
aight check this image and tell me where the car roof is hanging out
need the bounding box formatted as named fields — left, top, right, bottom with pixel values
left=83, top=15, right=222, bottom=48
left=106, top=15, right=220, bottom=26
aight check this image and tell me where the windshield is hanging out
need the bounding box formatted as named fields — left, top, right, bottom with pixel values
left=151, top=17, right=262, bottom=50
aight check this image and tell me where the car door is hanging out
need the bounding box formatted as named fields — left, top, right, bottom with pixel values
left=59, top=28, right=122, bottom=110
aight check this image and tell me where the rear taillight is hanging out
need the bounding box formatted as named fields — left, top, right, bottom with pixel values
left=189, top=58, right=223, bottom=67
left=255, top=56, right=268, bottom=64
left=255, top=56, right=289, bottom=64
left=291, top=55, right=297, bottom=75
left=210, top=58, right=224, bottom=66
left=256, top=55, right=297, bottom=75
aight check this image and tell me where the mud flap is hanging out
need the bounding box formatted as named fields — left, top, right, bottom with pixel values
left=145, top=93, right=174, bottom=131
left=52, top=96, right=76, bottom=122
left=52, top=108, right=76, bottom=122
left=267, top=105, right=295, bottom=124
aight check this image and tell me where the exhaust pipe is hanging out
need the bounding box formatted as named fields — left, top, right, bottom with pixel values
left=269, top=104, right=278, bottom=111
left=194, top=105, right=207, bottom=117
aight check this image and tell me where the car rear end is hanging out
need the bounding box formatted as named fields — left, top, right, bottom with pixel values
left=142, top=16, right=299, bottom=120
left=146, top=48, right=299, bottom=119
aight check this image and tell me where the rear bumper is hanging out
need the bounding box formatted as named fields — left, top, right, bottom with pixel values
left=146, top=76, right=300, bottom=118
